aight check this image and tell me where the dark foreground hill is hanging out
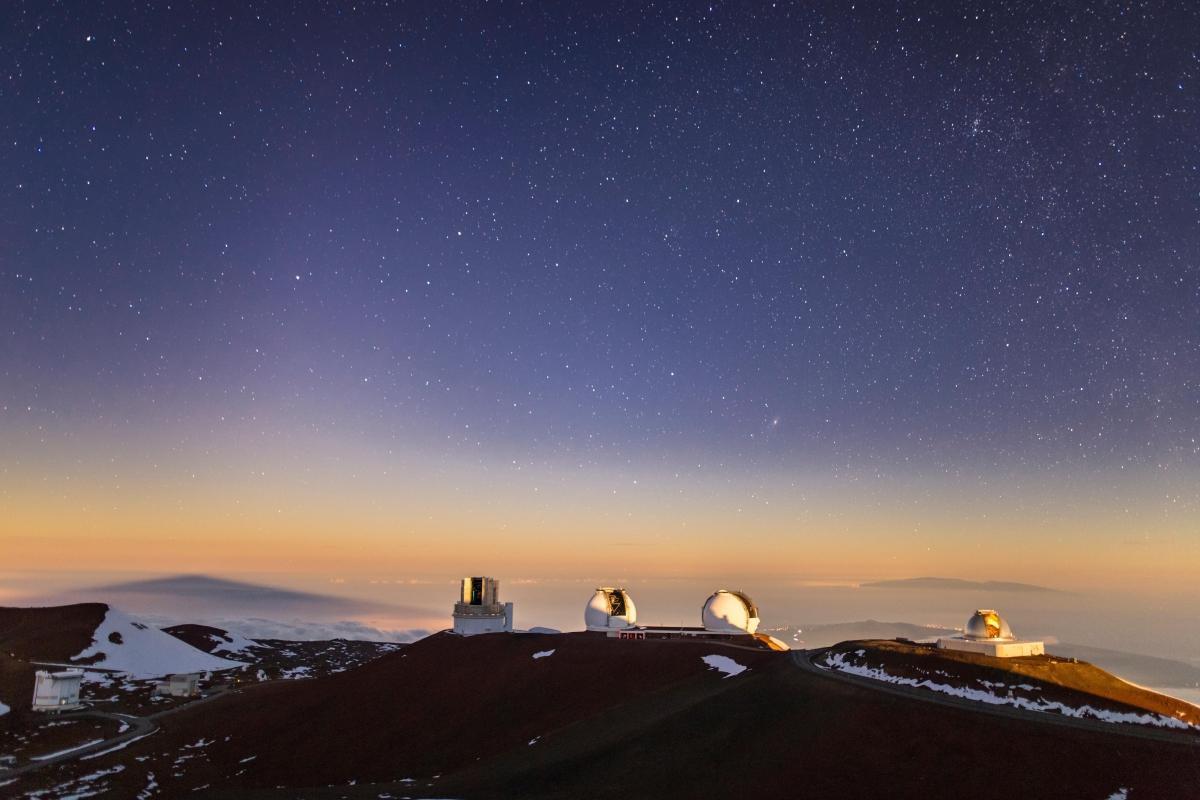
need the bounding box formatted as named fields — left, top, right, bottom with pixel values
left=0, top=604, right=109, bottom=662
left=0, top=604, right=109, bottom=725
left=8, top=629, right=1199, bottom=799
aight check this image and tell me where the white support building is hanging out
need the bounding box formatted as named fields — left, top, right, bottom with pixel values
left=585, top=587, right=638, bottom=631
left=32, top=670, right=84, bottom=712
left=452, top=576, right=513, bottom=635
left=155, top=673, right=201, bottom=697
left=937, top=609, right=1045, bottom=658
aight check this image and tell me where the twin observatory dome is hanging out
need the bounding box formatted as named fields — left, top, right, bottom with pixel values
left=585, top=587, right=760, bottom=634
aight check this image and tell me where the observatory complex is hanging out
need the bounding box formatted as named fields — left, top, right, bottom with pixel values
left=937, top=609, right=1045, bottom=658
left=452, top=576, right=514, bottom=635
left=446, top=577, right=785, bottom=649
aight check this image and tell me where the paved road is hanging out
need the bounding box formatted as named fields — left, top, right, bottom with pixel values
left=0, top=684, right=236, bottom=779
left=0, top=710, right=156, bottom=778
left=792, top=647, right=1200, bottom=748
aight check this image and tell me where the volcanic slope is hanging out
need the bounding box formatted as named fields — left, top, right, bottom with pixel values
left=0, top=604, right=109, bottom=662
left=12, top=632, right=776, bottom=796
left=14, top=632, right=1200, bottom=800
left=0, top=605, right=241, bottom=727
left=430, top=655, right=1198, bottom=800
left=821, top=639, right=1200, bottom=727
left=164, top=623, right=403, bottom=679
left=0, top=604, right=109, bottom=723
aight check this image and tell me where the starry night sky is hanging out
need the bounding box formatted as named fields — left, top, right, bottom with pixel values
left=2, top=2, right=1198, bottom=584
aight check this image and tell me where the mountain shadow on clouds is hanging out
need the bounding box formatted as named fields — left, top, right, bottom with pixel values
left=80, top=574, right=435, bottom=619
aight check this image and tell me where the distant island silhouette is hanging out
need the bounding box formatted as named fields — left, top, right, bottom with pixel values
left=860, top=577, right=1062, bottom=593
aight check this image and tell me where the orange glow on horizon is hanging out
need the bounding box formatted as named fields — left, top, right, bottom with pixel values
left=3, top=429, right=1197, bottom=590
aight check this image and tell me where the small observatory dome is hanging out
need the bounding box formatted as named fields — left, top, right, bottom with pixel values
left=964, top=609, right=1014, bottom=641
left=701, top=589, right=760, bottom=634
left=585, top=587, right=637, bottom=631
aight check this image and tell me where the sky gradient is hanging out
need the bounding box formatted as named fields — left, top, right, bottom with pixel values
left=2, top=2, right=1198, bottom=589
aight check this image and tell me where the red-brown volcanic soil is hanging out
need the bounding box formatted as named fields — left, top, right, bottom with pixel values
left=825, top=639, right=1200, bottom=725
left=438, top=650, right=1200, bottom=800
left=10, top=633, right=1200, bottom=799
left=160, top=624, right=232, bottom=653
left=126, top=632, right=774, bottom=789
left=0, top=604, right=107, bottom=662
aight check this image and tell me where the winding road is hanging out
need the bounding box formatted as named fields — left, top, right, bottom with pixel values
left=0, top=684, right=235, bottom=779
left=792, top=647, right=1200, bottom=748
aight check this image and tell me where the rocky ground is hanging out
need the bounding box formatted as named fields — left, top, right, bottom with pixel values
left=0, top=607, right=404, bottom=786
left=4, top=607, right=1199, bottom=799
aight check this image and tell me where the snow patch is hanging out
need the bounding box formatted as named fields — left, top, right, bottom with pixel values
left=532, top=649, right=556, bottom=660
left=208, top=628, right=260, bottom=654
left=1105, top=790, right=1129, bottom=800
left=137, top=772, right=159, bottom=799
left=32, top=764, right=126, bottom=798
left=0, top=699, right=9, bottom=717
left=73, top=607, right=245, bottom=678
left=824, top=651, right=1196, bottom=730
left=702, top=654, right=748, bottom=678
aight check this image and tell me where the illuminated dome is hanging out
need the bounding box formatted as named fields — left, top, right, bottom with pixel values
left=701, top=590, right=760, bottom=634
left=585, top=587, right=637, bottom=631
left=964, top=609, right=1014, bottom=641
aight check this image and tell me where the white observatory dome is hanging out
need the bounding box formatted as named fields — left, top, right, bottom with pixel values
left=964, top=609, right=1014, bottom=641
left=584, top=587, right=637, bottom=631
left=701, top=589, right=760, bottom=634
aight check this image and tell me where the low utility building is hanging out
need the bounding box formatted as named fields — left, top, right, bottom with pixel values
left=156, top=672, right=201, bottom=697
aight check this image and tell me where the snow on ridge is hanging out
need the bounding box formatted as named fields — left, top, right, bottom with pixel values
left=209, top=628, right=260, bottom=655
left=823, top=651, right=1195, bottom=731
left=532, top=649, right=555, bottom=660
left=72, top=607, right=245, bottom=679
left=702, top=654, right=748, bottom=678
